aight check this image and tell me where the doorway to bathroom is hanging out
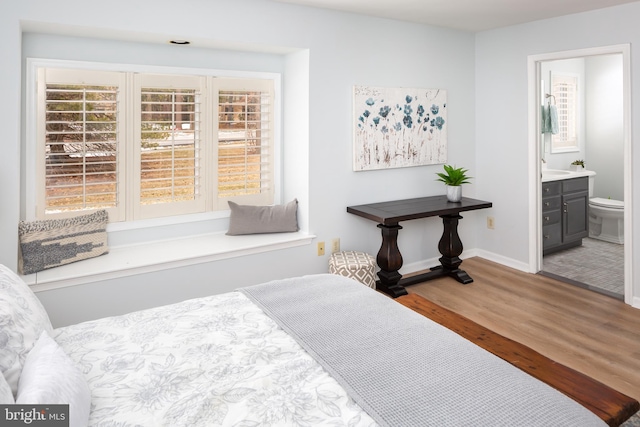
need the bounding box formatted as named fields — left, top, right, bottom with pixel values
left=528, top=45, right=633, bottom=304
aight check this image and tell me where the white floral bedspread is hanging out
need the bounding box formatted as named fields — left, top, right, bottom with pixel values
left=53, top=291, right=377, bottom=427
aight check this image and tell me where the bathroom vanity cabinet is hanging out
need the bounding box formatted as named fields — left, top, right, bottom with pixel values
left=542, top=176, right=589, bottom=255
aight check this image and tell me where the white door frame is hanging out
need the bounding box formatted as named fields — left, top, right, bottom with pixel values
left=527, top=44, right=634, bottom=305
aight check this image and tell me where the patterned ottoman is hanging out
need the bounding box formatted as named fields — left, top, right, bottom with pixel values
left=328, top=251, right=377, bottom=288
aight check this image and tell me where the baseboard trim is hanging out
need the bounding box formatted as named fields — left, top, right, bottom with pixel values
left=398, top=249, right=529, bottom=276
left=472, top=249, right=531, bottom=273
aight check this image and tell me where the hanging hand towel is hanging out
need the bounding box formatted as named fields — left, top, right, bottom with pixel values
left=541, top=105, right=551, bottom=133
left=549, top=104, right=559, bottom=134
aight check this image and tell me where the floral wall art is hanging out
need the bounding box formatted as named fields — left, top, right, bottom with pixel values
left=353, top=86, right=447, bottom=171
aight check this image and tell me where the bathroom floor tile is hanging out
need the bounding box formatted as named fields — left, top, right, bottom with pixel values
left=542, top=237, right=624, bottom=297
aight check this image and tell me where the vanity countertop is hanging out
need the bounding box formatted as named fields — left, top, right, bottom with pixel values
left=541, top=168, right=596, bottom=183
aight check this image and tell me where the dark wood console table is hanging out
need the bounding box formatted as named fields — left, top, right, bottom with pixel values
left=347, top=196, right=492, bottom=298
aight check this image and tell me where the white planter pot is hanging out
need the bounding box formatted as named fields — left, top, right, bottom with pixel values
left=446, top=185, right=462, bottom=202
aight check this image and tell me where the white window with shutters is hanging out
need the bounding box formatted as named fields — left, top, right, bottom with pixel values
left=36, top=68, right=126, bottom=221
left=29, top=62, right=277, bottom=224
left=134, top=74, right=206, bottom=219
left=216, top=78, right=274, bottom=207
left=550, top=73, right=579, bottom=153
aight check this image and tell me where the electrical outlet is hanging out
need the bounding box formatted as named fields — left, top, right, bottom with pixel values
left=331, top=238, right=340, bottom=254
left=487, top=216, right=495, bottom=229
left=317, top=241, right=325, bottom=256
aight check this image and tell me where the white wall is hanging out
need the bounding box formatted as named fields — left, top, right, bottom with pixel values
left=1, top=0, right=477, bottom=326
left=475, top=3, right=640, bottom=299
left=585, top=54, right=624, bottom=201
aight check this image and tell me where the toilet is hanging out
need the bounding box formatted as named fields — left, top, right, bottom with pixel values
left=588, top=175, right=624, bottom=244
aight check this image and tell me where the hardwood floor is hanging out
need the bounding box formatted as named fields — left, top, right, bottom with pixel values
left=406, top=257, right=640, bottom=403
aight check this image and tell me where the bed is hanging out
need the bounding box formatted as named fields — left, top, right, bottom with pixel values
left=0, top=265, right=637, bottom=427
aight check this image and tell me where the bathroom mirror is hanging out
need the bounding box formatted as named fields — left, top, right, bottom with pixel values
left=541, top=55, right=624, bottom=201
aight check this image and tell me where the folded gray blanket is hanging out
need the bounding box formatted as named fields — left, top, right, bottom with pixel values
left=241, top=274, right=606, bottom=427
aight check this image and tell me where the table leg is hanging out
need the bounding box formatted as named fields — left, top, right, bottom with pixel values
left=375, top=223, right=408, bottom=297
left=436, top=213, right=473, bottom=284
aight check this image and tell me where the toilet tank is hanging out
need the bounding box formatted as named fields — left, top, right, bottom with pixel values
left=588, top=174, right=594, bottom=197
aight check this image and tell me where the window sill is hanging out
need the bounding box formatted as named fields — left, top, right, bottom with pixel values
left=23, top=231, right=315, bottom=292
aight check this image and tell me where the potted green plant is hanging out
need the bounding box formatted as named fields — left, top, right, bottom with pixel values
left=570, top=160, right=585, bottom=171
left=436, top=164, right=472, bottom=202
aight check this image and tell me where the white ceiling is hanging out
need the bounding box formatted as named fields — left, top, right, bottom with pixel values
left=272, top=0, right=639, bottom=32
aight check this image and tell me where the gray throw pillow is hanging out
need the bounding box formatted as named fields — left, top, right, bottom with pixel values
left=227, top=199, right=299, bottom=235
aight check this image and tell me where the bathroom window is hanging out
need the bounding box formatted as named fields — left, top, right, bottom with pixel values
left=551, top=73, right=579, bottom=153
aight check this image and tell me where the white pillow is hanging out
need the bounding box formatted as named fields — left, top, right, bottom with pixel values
left=16, top=331, right=90, bottom=427
left=0, top=264, right=53, bottom=395
left=0, top=373, right=14, bottom=404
